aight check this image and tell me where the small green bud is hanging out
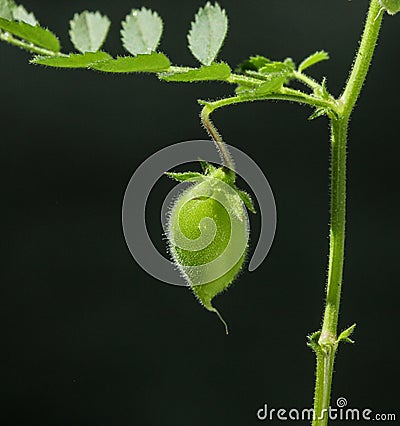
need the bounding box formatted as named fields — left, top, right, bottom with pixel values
left=379, top=0, right=400, bottom=14
left=167, top=164, right=255, bottom=332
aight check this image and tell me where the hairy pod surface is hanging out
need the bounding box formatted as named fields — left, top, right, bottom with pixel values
left=167, top=165, right=255, bottom=330
left=379, top=0, right=400, bottom=14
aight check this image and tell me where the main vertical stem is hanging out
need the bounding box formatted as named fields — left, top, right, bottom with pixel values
left=312, top=118, right=348, bottom=426
left=311, top=1, right=383, bottom=425
left=320, top=118, right=348, bottom=348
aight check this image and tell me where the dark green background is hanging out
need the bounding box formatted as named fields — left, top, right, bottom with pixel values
left=1, top=1, right=398, bottom=424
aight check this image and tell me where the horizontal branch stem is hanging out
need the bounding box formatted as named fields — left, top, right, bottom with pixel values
left=201, top=88, right=337, bottom=115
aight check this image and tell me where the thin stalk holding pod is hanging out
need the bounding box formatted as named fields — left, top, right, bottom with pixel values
left=200, top=105, right=236, bottom=177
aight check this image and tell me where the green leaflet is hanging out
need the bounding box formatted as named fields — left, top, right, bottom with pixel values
left=0, top=0, right=35, bottom=24
left=307, top=331, right=322, bottom=352
left=187, top=2, right=228, bottom=66
left=254, top=76, right=286, bottom=95
left=90, top=52, right=170, bottom=73
left=0, top=17, right=60, bottom=51
left=160, top=63, right=231, bottom=82
left=12, top=5, right=37, bottom=25
left=0, top=0, right=15, bottom=20
left=69, top=11, right=110, bottom=53
left=258, top=60, right=295, bottom=74
left=298, top=50, right=329, bottom=72
left=308, top=107, right=327, bottom=121
left=239, top=57, right=294, bottom=94
left=121, top=7, right=163, bottom=56
left=238, top=56, right=294, bottom=73
left=337, top=324, right=356, bottom=344
left=237, top=55, right=271, bottom=72
left=315, top=77, right=330, bottom=100
left=235, top=74, right=286, bottom=97
left=199, top=160, right=217, bottom=175
left=32, top=51, right=112, bottom=68
left=379, top=0, right=400, bottom=14
left=165, top=171, right=204, bottom=182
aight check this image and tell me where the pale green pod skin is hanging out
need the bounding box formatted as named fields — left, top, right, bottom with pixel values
left=167, top=166, right=251, bottom=331
left=379, top=0, right=400, bottom=14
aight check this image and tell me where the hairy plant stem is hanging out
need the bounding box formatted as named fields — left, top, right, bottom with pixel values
left=200, top=105, right=236, bottom=176
left=200, top=87, right=337, bottom=112
left=311, top=1, right=383, bottom=425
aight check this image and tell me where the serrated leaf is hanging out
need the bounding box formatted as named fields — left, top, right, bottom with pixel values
left=69, top=11, right=110, bottom=53
left=121, top=7, right=163, bottom=56
left=187, top=2, right=228, bottom=66
left=258, top=59, right=295, bottom=75
left=13, top=5, right=37, bottom=26
left=284, top=57, right=296, bottom=70
left=298, top=50, right=329, bottom=73
left=322, top=79, right=329, bottom=98
left=160, top=62, right=231, bottom=82
left=32, top=51, right=112, bottom=68
left=90, top=52, right=170, bottom=73
left=314, top=77, right=330, bottom=100
left=307, top=331, right=322, bottom=352
left=237, top=190, right=256, bottom=214
left=165, top=171, right=204, bottom=182
left=0, top=0, right=16, bottom=20
left=0, top=17, right=60, bottom=51
left=244, top=59, right=294, bottom=88
left=237, top=55, right=271, bottom=73
left=254, top=75, right=286, bottom=96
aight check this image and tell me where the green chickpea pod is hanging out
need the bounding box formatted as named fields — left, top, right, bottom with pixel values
left=166, top=162, right=255, bottom=333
